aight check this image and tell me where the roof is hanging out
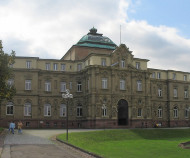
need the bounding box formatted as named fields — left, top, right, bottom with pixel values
left=75, top=27, right=117, bottom=50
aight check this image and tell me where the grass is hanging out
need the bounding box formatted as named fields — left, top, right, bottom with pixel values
left=57, top=128, right=190, bottom=158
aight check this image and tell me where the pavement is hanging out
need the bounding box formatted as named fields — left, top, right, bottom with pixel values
left=0, top=129, right=100, bottom=158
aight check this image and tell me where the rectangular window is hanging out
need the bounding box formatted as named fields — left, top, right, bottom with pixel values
left=137, top=80, right=142, bottom=91
left=157, top=72, right=161, bottom=79
left=101, top=58, right=106, bottom=66
left=121, top=60, right=125, bottom=68
left=136, top=62, right=140, bottom=69
left=61, top=64, right=66, bottom=71
left=185, top=109, right=189, bottom=118
left=77, top=106, right=82, bottom=117
left=137, top=108, right=142, bottom=117
left=60, top=104, right=66, bottom=117
left=158, top=88, right=162, bottom=97
left=77, top=82, right=82, bottom=92
left=26, top=61, right=31, bottom=69
left=102, top=78, right=108, bottom=89
left=102, top=106, right=107, bottom=117
left=24, top=103, right=31, bottom=116
left=173, top=73, right=176, bottom=80
left=120, top=79, right=125, bottom=90
left=25, top=80, right=31, bottom=90
left=173, top=108, right=178, bottom=118
left=53, top=63, right=58, bottom=71
left=158, top=108, right=162, bottom=118
left=184, top=75, right=187, bottom=81
left=60, top=82, right=66, bottom=92
left=184, top=90, right=188, bottom=98
left=152, top=72, right=155, bottom=78
left=44, top=104, right=51, bottom=116
left=77, top=63, right=82, bottom=71
left=69, top=82, right=72, bottom=89
left=45, top=81, right=51, bottom=92
left=6, top=102, right=13, bottom=115
left=174, top=88, right=178, bottom=98
left=46, top=63, right=51, bottom=70
left=7, top=79, right=14, bottom=87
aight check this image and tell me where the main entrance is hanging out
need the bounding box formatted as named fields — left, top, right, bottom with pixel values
left=118, top=99, right=128, bottom=125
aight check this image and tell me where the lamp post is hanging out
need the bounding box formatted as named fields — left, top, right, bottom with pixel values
left=62, top=89, right=73, bottom=142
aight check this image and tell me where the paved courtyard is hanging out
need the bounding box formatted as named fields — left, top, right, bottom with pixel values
left=1, top=129, right=99, bottom=158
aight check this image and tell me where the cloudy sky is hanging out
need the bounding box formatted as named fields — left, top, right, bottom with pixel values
left=0, top=0, right=190, bottom=72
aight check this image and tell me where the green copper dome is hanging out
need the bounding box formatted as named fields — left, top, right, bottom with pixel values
left=75, top=27, right=117, bottom=50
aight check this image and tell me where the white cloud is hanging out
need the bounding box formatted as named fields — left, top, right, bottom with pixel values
left=0, top=0, right=190, bottom=72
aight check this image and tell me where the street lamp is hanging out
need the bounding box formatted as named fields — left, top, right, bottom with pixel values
left=62, top=89, right=73, bottom=142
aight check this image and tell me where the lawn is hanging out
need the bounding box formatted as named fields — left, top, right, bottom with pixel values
left=57, top=128, right=190, bottom=158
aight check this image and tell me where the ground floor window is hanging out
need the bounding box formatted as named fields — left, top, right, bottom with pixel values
left=158, top=107, right=162, bottom=118
left=60, top=104, right=66, bottom=117
left=137, top=108, right=142, bottom=117
left=77, top=104, right=82, bottom=117
left=173, top=106, right=178, bottom=118
left=44, top=104, right=51, bottom=116
left=24, top=103, right=31, bottom=116
left=6, top=102, right=13, bottom=115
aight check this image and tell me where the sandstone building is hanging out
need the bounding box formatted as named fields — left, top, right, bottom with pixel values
left=1, top=27, right=190, bottom=128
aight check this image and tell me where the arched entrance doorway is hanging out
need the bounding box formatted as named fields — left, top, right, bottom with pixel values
left=118, top=99, right=128, bottom=125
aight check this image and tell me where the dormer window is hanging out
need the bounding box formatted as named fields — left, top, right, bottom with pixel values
left=136, top=62, right=140, bottom=69
left=121, top=60, right=125, bottom=68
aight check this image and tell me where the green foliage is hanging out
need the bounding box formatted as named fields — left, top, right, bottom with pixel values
left=57, top=129, right=190, bottom=158
left=0, top=41, right=16, bottom=102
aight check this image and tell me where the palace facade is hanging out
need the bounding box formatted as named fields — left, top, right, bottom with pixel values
left=1, top=27, right=190, bottom=128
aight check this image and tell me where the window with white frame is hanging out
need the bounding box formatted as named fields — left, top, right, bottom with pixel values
left=53, top=63, right=58, bottom=71
left=136, top=62, right=140, bottom=69
left=77, top=81, right=82, bottom=92
left=152, top=72, right=155, bottom=78
left=25, top=80, right=31, bottom=90
left=173, top=73, right=176, bottom=80
left=102, top=106, right=107, bottom=117
left=60, top=82, right=66, bottom=92
left=61, top=64, right=66, bottom=71
left=157, top=72, right=161, bottom=79
left=185, top=108, right=189, bottom=118
left=24, top=103, right=31, bottom=116
left=120, top=79, right=125, bottom=90
left=6, top=102, right=13, bottom=115
left=102, top=78, right=108, bottom=89
left=184, top=90, right=188, bottom=98
left=77, top=63, right=82, bottom=71
left=44, top=104, right=51, bottom=116
left=184, top=75, right=187, bottom=81
left=158, top=88, right=162, bottom=97
left=137, top=108, right=142, bottom=117
left=7, top=79, right=14, bottom=87
left=26, top=61, right=31, bottom=69
left=45, top=81, right=51, bottom=92
left=60, top=104, right=66, bottom=117
left=137, top=80, right=142, bottom=91
left=101, top=58, right=106, bottom=66
left=158, top=106, right=162, bottom=118
left=121, top=60, right=125, bottom=68
left=174, top=88, right=178, bottom=98
left=77, top=104, right=82, bottom=117
left=45, top=63, right=51, bottom=70
left=69, top=82, right=72, bottom=89
left=173, top=106, right=178, bottom=118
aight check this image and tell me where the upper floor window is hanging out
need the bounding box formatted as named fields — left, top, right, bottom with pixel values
left=26, top=61, right=31, bottom=69
left=137, top=108, right=142, bottom=117
left=173, top=73, right=176, bottom=80
left=173, top=106, right=178, bottom=118
left=158, top=106, right=162, bottom=118
left=121, top=60, right=125, bottom=68
left=77, top=63, right=82, bottom=71
left=77, top=104, right=82, bottom=117
left=136, top=62, right=140, bottom=69
left=61, top=64, right=66, bottom=71
left=157, top=72, right=161, bottom=79
left=152, top=72, right=155, bottom=78
left=120, top=79, right=125, bottom=90
left=184, top=90, right=188, bottom=98
left=7, top=79, right=14, bottom=87
left=53, top=63, right=58, bottom=71
left=60, top=104, right=66, bottom=117
left=102, top=78, right=108, bottom=89
left=101, top=58, right=106, bottom=66
left=184, top=75, right=187, bottom=81
left=77, top=81, right=82, bottom=92
left=158, top=88, right=162, bottom=97
left=137, top=80, right=142, bottom=91
left=45, top=81, right=51, bottom=92
left=24, top=103, right=31, bottom=116
left=6, top=102, right=13, bottom=115
left=25, top=80, right=31, bottom=90
left=60, top=82, right=66, bottom=92
left=46, top=63, right=51, bottom=70
left=44, top=104, right=51, bottom=116
left=174, top=88, right=178, bottom=98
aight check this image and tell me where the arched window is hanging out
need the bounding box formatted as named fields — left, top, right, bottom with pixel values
left=158, top=106, right=162, bottom=118
left=173, top=106, right=178, bottom=118
left=6, top=102, right=13, bottom=115
left=24, top=103, right=31, bottom=116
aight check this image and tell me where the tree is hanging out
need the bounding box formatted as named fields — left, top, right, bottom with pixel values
left=0, top=40, right=16, bottom=103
